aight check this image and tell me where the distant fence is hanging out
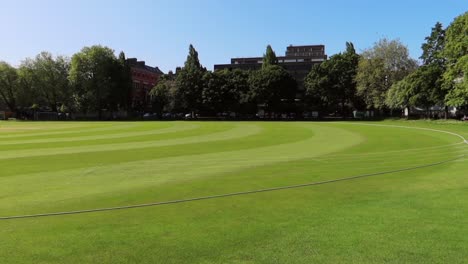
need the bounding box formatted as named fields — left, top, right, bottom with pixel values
left=0, top=111, right=16, bottom=120
left=35, top=112, right=59, bottom=121
left=72, top=111, right=128, bottom=120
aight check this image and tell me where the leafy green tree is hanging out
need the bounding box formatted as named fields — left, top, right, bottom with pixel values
left=202, top=69, right=250, bottom=114
left=387, top=22, right=448, bottom=117
left=149, top=75, right=177, bottom=114
left=443, top=12, right=468, bottom=108
left=444, top=56, right=468, bottom=108
left=111, top=51, right=132, bottom=111
left=18, top=52, right=71, bottom=112
left=175, top=44, right=206, bottom=115
left=248, top=65, right=296, bottom=112
left=356, top=38, right=417, bottom=111
left=69, top=45, right=120, bottom=118
left=305, top=42, right=360, bottom=115
left=226, top=69, right=252, bottom=113
left=421, top=22, right=446, bottom=66
left=304, top=63, right=329, bottom=112
left=202, top=71, right=227, bottom=114
left=0, top=62, right=20, bottom=111
left=386, top=64, right=444, bottom=114
left=262, top=45, right=278, bottom=68
left=442, top=12, right=468, bottom=65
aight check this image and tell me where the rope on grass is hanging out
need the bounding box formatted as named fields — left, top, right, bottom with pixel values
left=0, top=154, right=465, bottom=221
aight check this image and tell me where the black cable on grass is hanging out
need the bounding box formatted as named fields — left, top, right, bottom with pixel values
left=0, top=154, right=464, bottom=221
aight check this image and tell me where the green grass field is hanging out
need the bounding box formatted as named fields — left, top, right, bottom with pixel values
left=0, top=120, right=467, bottom=263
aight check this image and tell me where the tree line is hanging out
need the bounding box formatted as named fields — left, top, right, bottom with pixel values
left=150, top=44, right=297, bottom=118
left=153, top=11, right=467, bottom=119
left=0, top=46, right=132, bottom=119
left=0, top=11, right=466, bottom=119
left=310, top=12, right=467, bottom=118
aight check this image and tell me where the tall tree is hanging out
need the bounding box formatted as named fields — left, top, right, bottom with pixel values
left=305, top=42, right=360, bottom=115
left=443, top=12, right=468, bottom=108
left=356, top=38, right=417, bottom=111
left=18, top=52, right=71, bottom=112
left=202, top=69, right=250, bottom=114
left=421, top=22, right=446, bottom=66
left=386, top=22, right=448, bottom=117
left=442, top=12, right=468, bottom=65
left=175, top=44, right=206, bottom=115
left=0, top=62, right=20, bottom=111
left=249, top=65, right=296, bottom=113
left=69, top=45, right=120, bottom=118
left=262, top=45, right=278, bottom=68
left=111, top=51, right=132, bottom=111
left=149, top=75, right=177, bottom=114
left=386, top=64, right=444, bottom=115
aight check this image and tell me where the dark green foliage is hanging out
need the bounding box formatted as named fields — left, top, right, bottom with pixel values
left=111, top=52, right=133, bottom=111
left=0, top=61, right=20, bottom=111
left=387, top=22, right=448, bottom=114
left=262, top=45, right=278, bottom=68
left=18, top=52, right=71, bottom=112
left=443, top=12, right=468, bottom=107
left=305, top=42, right=360, bottom=115
left=443, top=12, right=468, bottom=65
left=421, top=22, right=446, bottom=67
left=386, top=64, right=444, bottom=110
left=175, top=45, right=206, bottom=113
left=202, top=69, right=251, bottom=114
left=149, top=75, right=177, bottom=114
left=248, top=65, right=297, bottom=112
left=69, top=45, right=121, bottom=117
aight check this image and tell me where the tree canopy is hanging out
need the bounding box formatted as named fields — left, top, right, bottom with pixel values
left=19, top=52, right=71, bottom=112
left=175, top=44, right=206, bottom=114
left=249, top=65, right=296, bottom=112
left=0, top=62, right=20, bottom=111
left=305, top=42, right=360, bottom=115
left=69, top=45, right=122, bottom=116
left=356, top=38, right=417, bottom=110
left=443, top=12, right=468, bottom=107
left=386, top=64, right=444, bottom=110
left=421, top=22, right=446, bottom=66
left=2, top=10, right=468, bottom=119
left=262, top=45, right=278, bottom=68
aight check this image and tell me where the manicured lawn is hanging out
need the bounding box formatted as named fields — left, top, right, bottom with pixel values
left=0, top=120, right=467, bottom=263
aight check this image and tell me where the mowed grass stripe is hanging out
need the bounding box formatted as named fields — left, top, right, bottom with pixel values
left=0, top=122, right=145, bottom=139
left=0, top=123, right=219, bottom=151
left=0, top=123, right=311, bottom=177
left=1, top=154, right=463, bottom=220
left=0, top=122, right=254, bottom=159
left=0, top=122, right=199, bottom=146
left=0, top=124, right=357, bottom=214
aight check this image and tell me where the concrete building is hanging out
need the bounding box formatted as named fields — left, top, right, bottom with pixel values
left=127, top=58, right=164, bottom=111
left=214, top=45, right=327, bottom=90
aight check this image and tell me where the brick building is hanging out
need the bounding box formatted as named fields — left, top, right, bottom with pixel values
left=127, top=58, right=164, bottom=111
left=214, top=45, right=327, bottom=90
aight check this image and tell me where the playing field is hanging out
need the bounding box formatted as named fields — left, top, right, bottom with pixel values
left=0, top=120, right=467, bottom=263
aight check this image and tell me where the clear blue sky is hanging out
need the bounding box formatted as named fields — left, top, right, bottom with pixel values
left=1, top=0, right=466, bottom=72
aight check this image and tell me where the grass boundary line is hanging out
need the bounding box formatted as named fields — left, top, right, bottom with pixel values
left=323, top=122, right=468, bottom=157
left=0, top=154, right=464, bottom=221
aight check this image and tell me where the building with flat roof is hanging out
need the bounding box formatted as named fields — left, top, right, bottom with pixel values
left=127, top=58, right=164, bottom=111
left=214, top=45, right=327, bottom=90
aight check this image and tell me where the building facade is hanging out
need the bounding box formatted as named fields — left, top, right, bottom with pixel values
left=127, top=58, right=164, bottom=111
left=214, top=45, right=327, bottom=90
